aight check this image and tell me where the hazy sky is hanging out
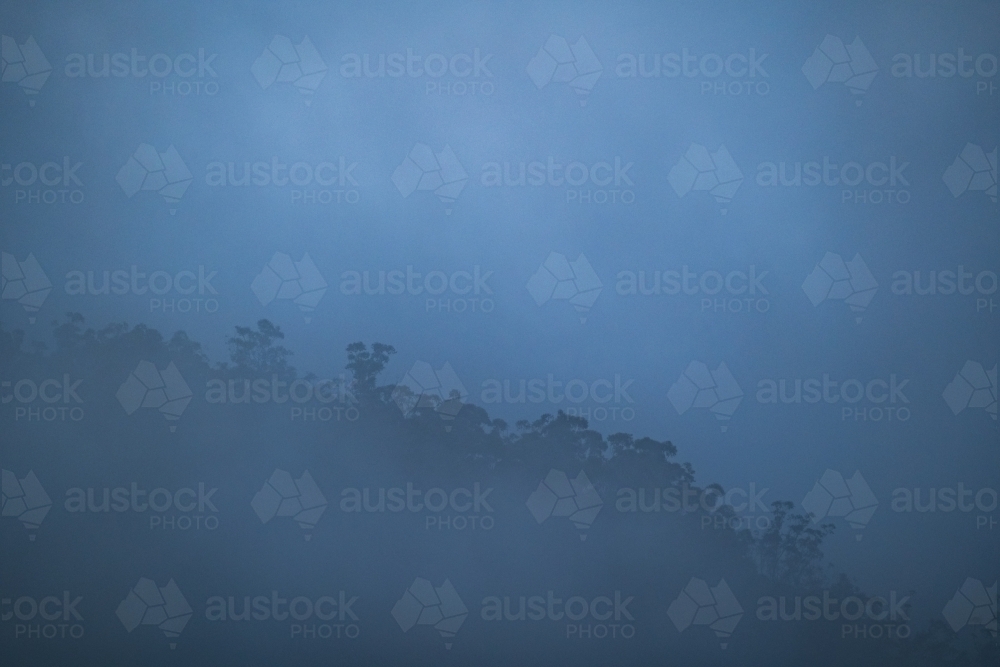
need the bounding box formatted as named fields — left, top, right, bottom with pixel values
left=1, top=0, right=997, bottom=659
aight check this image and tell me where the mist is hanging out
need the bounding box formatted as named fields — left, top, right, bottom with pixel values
left=1, top=1, right=997, bottom=665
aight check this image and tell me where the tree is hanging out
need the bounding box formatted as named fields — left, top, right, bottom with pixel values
left=6, top=321, right=985, bottom=666
left=224, top=319, right=293, bottom=377
left=747, top=500, right=835, bottom=589
left=345, top=341, right=396, bottom=399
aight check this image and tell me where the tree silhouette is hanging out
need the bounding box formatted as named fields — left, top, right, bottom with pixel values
left=223, top=319, right=293, bottom=377
left=345, top=341, right=396, bottom=400
left=1, top=320, right=993, bottom=667
left=748, top=500, right=835, bottom=589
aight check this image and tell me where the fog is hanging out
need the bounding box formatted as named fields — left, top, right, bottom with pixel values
left=1, top=0, right=997, bottom=665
